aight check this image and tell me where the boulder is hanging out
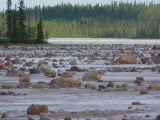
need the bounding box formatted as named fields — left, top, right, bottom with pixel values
left=11, top=58, right=23, bottom=64
left=44, top=52, right=54, bottom=57
left=121, top=83, right=128, bottom=88
left=61, top=72, right=74, bottom=78
left=112, top=67, right=124, bottom=72
left=132, top=101, right=141, bottom=105
left=148, top=82, right=160, bottom=90
left=116, top=53, right=137, bottom=64
left=5, top=62, right=13, bottom=67
left=40, top=113, right=50, bottom=120
left=19, top=74, right=31, bottom=88
left=121, top=83, right=128, bottom=91
left=52, top=59, right=58, bottom=62
left=69, top=59, right=77, bottom=65
left=38, top=62, right=48, bottom=66
left=38, top=64, right=56, bottom=77
left=154, top=54, right=160, bottom=64
left=135, top=77, right=144, bottom=85
left=156, top=115, right=160, bottom=120
left=70, top=66, right=83, bottom=72
left=64, top=117, right=72, bottom=120
left=6, top=69, right=23, bottom=77
left=25, top=62, right=34, bottom=67
left=50, top=78, right=81, bottom=88
left=115, top=83, right=128, bottom=91
left=27, top=104, right=48, bottom=115
left=140, top=89, right=149, bottom=94
left=107, top=81, right=114, bottom=87
left=0, top=63, right=6, bottom=70
left=33, top=82, right=46, bottom=89
left=29, top=67, right=40, bottom=74
left=153, top=45, right=160, bottom=50
left=19, top=75, right=30, bottom=82
left=19, top=82, right=31, bottom=88
left=1, top=113, right=7, bottom=118
left=84, top=83, right=96, bottom=89
left=82, top=72, right=101, bottom=81
left=2, top=83, right=14, bottom=89
left=98, top=85, right=107, bottom=89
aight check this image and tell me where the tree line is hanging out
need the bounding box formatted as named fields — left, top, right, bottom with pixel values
left=0, top=0, right=45, bottom=44
left=0, top=1, right=160, bottom=40
left=25, top=2, right=160, bottom=38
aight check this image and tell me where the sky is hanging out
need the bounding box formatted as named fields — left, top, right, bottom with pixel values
left=0, top=0, right=159, bottom=11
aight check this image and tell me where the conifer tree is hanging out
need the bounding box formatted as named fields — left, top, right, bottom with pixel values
left=6, top=0, right=12, bottom=42
left=18, top=0, right=26, bottom=42
left=12, top=5, right=18, bottom=42
left=36, top=18, right=44, bottom=43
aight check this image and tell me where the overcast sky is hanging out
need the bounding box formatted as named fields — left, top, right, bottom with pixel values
left=0, top=0, right=159, bottom=11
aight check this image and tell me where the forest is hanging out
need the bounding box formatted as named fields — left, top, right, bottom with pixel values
left=0, top=0, right=45, bottom=43
left=0, top=1, right=160, bottom=43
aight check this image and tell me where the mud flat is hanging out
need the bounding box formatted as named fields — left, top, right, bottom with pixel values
left=0, top=42, right=160, bottom=120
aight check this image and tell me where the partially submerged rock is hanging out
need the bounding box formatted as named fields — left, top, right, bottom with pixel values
left=154, top=53, right=160, bottom=64
left=19, top=74, right=31, bottom=88
left=0, top=63, right=6, bottom=70
left=25, top=62, right=34, bottom=67
left=38, top=64, right=56, bottom=77
left=115, top=52, right=137, bottom=64
left=19, top=74, right=30, bottom=82
left=64, top=116, right=72, bottom=120
left=33, top=82, right=47, bottom=89
left=6, top=69, right=24, bottom=77
left=107, top=81, right=114, bottom=87
left=82, top=71, right=101, bottom=81
left=27, top=104, right=48, bottom=115
left=148, top=82, right=160, bottom=90
left=132, top=101, right=141, bottom=105
left=40, top=113, right=50, bottom=120
left=156, top=115, right=160, bottom=120
left=140, top=89, right=149, bottom=94
left=50, top=78, right=81, bottom=88
left=112, top=67, right=124, bottom=72
left=29, top=67, right=40, bottom=74
left=69, top=59, right=77, bottom=65
left=135, top=77, right=144, bottom=85
left=116, top=83, right=129, bottom=91
left=2, top=83, right=14, bottom=89
left=70, top=66, right=83, bottom=72
left=1, top=113, right=7, bottom=118
left=61, top=71, right=74, bottom=78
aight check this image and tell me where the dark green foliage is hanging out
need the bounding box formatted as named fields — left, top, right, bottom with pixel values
left=25, top=2, right=160, bottom=38
left=17, top=0, right=27, bottom=43
left=12, top=5, right=18, bottom=42
left=6, top=0, right=12, bottom=42
left=36, top=18, right=44, bottom=43
left=1, top=1, right=160, bottom=42
left=1, top=0, right=45, bottom=44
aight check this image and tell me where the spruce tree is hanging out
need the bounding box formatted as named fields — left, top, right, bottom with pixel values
left=12, top=5, right=18, bottom=43
left=27, top=14, right=32, bottom=42
left=18, top=0, right=26, bottom=43
left=36, top=18, right=44, bottom=43
left=6, top=0, right=12, bottom=42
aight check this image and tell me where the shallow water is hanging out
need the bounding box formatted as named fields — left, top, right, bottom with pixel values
left=48, top=38, right=160, bottom=44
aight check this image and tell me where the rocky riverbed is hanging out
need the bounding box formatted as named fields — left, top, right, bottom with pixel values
left=0, top=43, right=160, bottom=120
